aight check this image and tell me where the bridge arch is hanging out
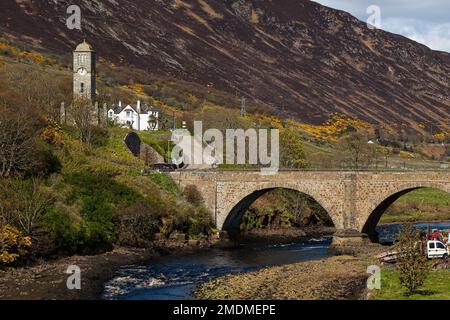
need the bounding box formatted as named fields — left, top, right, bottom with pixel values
left=361, top=182, right=450, bottom=241
left=219, top=185, right=338, bottom=237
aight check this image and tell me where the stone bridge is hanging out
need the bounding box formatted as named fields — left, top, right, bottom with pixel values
left=168, top=170, right=450, bottom=245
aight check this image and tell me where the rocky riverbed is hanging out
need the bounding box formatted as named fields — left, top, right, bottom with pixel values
left=195, top=255, right=370, bottom=300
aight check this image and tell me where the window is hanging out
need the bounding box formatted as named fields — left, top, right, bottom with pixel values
left=126, top=111, right=132, bottom=118
left=77, top=54, right=87, bottom=65
left=437, top=243, right=445, bottom=249
left=80, top=83, right=85, bottom=93
left=108, top=111, right=113, bottom=118
left=429, top=243, right=435, bottom=249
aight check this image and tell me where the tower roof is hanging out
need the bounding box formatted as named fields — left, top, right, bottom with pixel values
left=75, top=40, right=94, bottom=52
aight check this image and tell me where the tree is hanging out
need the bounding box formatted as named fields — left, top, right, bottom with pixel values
left=0, top=178, right=52, bottom=235
left=4, top=66, right=67, bottom=121
left=0, top=105, right=43, bottom=178
left=69, top=97, right=96, bottom=144
left=396, top=224, right=431, bottom=295
left=280, top=128, right=308, bottom=169
left=336, top=132, right=374, bottom=169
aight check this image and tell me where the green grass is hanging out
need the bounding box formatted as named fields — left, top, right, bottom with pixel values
left=372, top=268, right=450, bottom=300
left=147, top=172, right=181, bottom=196
left=380, top=188, right=450, bottom=224
left=395, top=188, right=450, bottom=207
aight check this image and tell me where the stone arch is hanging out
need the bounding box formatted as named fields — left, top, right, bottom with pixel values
left=361, top=182, right=450, bottom=242
left=219, top=185, right=338, bottom=236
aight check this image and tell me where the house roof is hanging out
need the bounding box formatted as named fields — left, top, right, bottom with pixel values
left=109, top=103, right=160, bottom=115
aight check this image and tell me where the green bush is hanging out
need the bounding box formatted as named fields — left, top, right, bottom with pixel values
left=40, top=207, right=82, bottom=254
left=62, top=171, right=141, bottom=252
left=187, top=206, right=213, bottom=238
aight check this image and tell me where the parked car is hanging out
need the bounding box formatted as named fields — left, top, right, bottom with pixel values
left=427, top=240, right=449, bottom=259
left=151, top=163, right=179, bottom=172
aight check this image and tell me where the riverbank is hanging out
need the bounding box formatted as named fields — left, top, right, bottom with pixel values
left=378, top=219, right=450, bottom=226
left=236, top=226, right=335, bottom=244
left=371, top=268, right=450, bottom=300
left=0, top=247, right=162, bottom=300
left=0, top=241, right=216, bottom=300
left=195, top=255, right=369, bottom=300
left=0, top=227, right=335, bottom=300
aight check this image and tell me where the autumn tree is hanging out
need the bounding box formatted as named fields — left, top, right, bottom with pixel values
left=69, top=97, right=96, bottom=144
left=0, top=103, right=45, bottom=178
left=0, top=178, right=51, bottom=235
left=336, top=132, right=374, bottom=169
left=3, top=65, right=68, bottom=121
left=279, top=128, right=308, bottom=169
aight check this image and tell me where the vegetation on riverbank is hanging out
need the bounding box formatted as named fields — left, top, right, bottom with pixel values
left=371, top=268, right=450, bottom=300
left=380, top=188, right=450, bottom=224
left=241, top=189, right=333, bottom=232
left=0, top=121, right=214, bottom=266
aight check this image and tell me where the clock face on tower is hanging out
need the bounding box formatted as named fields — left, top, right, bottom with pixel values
left=77, top=67, right=87, bottom=76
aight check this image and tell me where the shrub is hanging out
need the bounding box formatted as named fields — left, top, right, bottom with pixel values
left=0, top=178, right=52, bottom=234
left=187, top=206, right=213, bottom=238
left=115, top=201, right=159, bottom=247
left=0, top=225, right=32, bottom=266
left=63, top=171, right=141, bottom=252
left=395, top=224, right=431, bottom=295
left=40, top=207, right=82, bottom=254
left=184, top=185, right=204, bottom=206
left=40, top=119, right=64, bottom=147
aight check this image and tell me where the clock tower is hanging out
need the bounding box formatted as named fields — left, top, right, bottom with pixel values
left=73, top=40, right=96, bottom=101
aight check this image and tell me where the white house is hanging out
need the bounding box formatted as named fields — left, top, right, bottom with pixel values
left=108, top=100, right=159, bottom=131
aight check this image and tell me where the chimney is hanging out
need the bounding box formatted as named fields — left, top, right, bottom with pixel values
left=118, top=101, right=122, bottom=108
left=137, top=100, right=141, bottom=113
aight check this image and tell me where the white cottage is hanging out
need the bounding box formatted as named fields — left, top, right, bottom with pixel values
left=108, top=101, right=159, bottom=131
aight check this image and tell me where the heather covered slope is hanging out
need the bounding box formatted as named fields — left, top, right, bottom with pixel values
left=1, top=0, right=449, bottom=131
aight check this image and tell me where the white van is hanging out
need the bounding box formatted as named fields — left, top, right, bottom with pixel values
left=427, top=241, right=449, bottom=259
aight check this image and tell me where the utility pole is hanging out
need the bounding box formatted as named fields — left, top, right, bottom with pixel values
left=240, top=96, right=246, bottom=116
left=173, top=112, right=176, bottom=131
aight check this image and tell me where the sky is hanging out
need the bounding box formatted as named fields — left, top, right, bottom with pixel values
left=313, top=0, right=450, bottom=52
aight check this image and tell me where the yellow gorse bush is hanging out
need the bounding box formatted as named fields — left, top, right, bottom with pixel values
left=298, top=113, right=372, bottom=142
left=0, top=42, right=58, bottom=67
left=40, top=118, right=65, bottom=146
left=0, top=225, right=32, bottom=266
left=433, top=132, right=446, bottom=140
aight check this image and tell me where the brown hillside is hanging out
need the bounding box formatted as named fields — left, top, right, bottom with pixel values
left=1, top=0, right=449, bottom=131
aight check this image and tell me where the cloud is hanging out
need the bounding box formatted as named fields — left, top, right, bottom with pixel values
left=313, top=0, right=450, bottom=52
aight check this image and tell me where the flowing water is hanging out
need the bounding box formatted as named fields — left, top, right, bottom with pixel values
left=103, top=221, right=450, bottom=300
left=102, top=236, right=332, bottom=300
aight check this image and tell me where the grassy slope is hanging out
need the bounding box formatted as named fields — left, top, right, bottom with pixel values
left=372, top=268, right=450, bottom=300
left=55, top=126, right=183, bottom=216
left=380, top=188, right=450, bottom=224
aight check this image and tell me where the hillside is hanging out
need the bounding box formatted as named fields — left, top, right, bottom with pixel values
left=0, top=0, right=449, bottom=133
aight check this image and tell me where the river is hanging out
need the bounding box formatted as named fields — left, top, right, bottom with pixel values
left=102, top=221, right=450, bottom=300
